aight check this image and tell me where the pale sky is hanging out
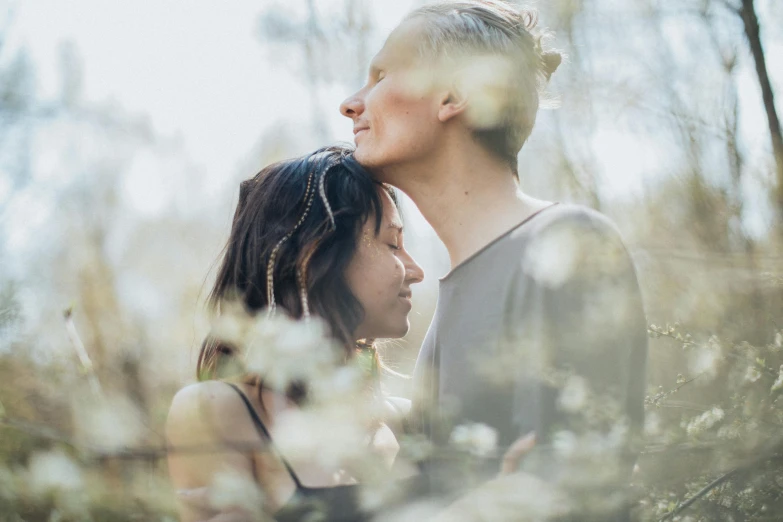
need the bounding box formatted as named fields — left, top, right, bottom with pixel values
left=3, top=0, right=781, bottom=233
left=2, top=0, right=781, bottom=362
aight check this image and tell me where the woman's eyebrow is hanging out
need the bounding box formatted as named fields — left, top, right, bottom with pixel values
left=388, top=221, right=404, bottom=233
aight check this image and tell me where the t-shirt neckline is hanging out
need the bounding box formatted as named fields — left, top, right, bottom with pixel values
left=439, top=202, right=561, bottom=282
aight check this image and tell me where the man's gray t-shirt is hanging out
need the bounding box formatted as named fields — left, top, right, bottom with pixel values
left=410, top=203, right=647, bottom=508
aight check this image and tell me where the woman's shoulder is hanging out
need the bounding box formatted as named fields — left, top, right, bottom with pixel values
left=168, top=380, right=245, bottom=422
left=166, top=380, right=260, bottom=446
left=382, top=396, right=411, bottom=439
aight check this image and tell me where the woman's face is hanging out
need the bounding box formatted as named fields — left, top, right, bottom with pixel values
left=346, top=188, right=424, bottom=340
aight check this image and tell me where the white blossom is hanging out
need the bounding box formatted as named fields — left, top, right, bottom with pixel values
left=523, top=226, right=578, bottom=288
left=459, top=55, right=513, bottom=129
left=552, top=430, right=578, bottom=458
left=644, top=411, right=661, bottom=436
left=558, top=375, right=588, bottom=412
left=686, top=406, right=725, bottom=436
left=449, top=422, right=498, bottom=457
left=745, top=366, right=762, bottom=383
left=74, top=394, right=145, bottom=450
left=209, top=301, right=253, bottom=347
left=208, top=470, right=265, bottom=518
left=243, top=314, right=339, bottom=388
left=27, top=450, right=83, bottom=495
left=771, top=365, right=783, bottom=393
left=274, top=404, right=369, bottom=470
left=688, top=337, right=722, bottom=379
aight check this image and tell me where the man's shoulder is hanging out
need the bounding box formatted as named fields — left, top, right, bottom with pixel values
left=505, top=204, right=635, bottom=290
left=509, top=203, right=624, bottom=244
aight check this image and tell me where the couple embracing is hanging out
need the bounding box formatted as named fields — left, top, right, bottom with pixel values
left=166, top=2, right=648, bottom=521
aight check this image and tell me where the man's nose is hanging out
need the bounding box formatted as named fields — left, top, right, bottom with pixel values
left=340, top=90, right=365, bottom=119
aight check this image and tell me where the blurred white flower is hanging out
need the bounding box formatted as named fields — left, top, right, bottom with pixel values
left=74, top=394, right=144, bottom=450
left=208, top=470, right=265, bottom=518
left=308, top=364, right=365, bottom=405
left=274, top=404, right=368, bottom=470
left=359, top=477, right=417, bottom=513
left=459, top=55, right=513, bottom=129
left=644, top=411, right=661, bottom=436
left=688, top=337, right=722, bottom=379
left=209, top=301, right=252, bottom=347
left=398, top=434, right=433, bottom=463
left=686, top=406, right=725, bottom=436
left=771, top=365, right=783, bottom=393
left=552, top=430, right=577, bottom=458
left=524, top=226, right=578, bottom=288
left=775, top=331, right=782, bottom=348
left=717, top=423, right=741, bottom=440
left=27, top=449, right=83, bottom=495
left=558, top=375, right=588, bottom=412
left=244, top=314, right=339, bottom=389
left=745, top=366, right=762, bottom=383
left=606, top=423, right=630, bottom=450
left=427, top=471, right=569, bottom=521
left=449, top=422, right=498, bottom=457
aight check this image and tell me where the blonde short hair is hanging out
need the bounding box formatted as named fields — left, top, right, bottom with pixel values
left=407, top=1, right=561, bottom=175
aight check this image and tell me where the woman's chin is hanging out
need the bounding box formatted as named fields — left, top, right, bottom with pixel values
left=389, top=320, right=411, bottom=340
left=363, top=319, right=410, bottom=341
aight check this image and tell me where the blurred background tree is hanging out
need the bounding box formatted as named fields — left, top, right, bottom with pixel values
left=0, top=0, right=781, bottom=520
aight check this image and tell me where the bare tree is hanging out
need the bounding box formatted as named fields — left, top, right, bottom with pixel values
left=737, top=0, right=783, bottom=222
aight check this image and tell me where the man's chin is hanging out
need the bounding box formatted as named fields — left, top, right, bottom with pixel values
left=353, top=145, right=373, bottom=166
left=353, top=148, right=385, bottom=179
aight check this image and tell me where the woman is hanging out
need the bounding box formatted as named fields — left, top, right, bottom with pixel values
left=166, top=145, right=424, bottom=522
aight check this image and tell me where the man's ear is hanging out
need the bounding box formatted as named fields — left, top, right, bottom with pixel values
left=438, top=86, right=468, bottom=123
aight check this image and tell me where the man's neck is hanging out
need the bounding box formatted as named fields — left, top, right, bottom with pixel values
left=385, top=145, right=552, bottom=269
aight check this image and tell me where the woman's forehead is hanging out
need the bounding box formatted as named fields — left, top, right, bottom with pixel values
left=379, top=190, right=403, bottom=230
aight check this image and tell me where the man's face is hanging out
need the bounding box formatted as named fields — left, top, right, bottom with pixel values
left=340, top=19, right=443, bottom=177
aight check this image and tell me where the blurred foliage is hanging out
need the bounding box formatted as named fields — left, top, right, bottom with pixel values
left=0, top=0, right=782, bottom=520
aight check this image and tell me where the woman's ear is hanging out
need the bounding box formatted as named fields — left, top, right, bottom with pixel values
left=438, top=86, right=468, bottom=123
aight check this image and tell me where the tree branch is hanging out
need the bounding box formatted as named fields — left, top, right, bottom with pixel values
left=739, top=0, right=783, bottom=221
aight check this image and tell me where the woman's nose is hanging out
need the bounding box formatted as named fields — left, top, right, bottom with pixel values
left=404, top=254, right=425, bottom=285
left=340, top=90, right=365, bottom=119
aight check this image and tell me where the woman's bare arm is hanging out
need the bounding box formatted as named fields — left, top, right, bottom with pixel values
left=166, top=381, right=264, bottom=522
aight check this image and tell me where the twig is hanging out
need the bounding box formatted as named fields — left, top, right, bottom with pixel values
left=63, top=306, right=103, bottom=397
left=659, top=468, right=739, bottom=521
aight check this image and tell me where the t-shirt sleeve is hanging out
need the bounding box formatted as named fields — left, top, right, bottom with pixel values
left=503, top=212, right=647, bottom=494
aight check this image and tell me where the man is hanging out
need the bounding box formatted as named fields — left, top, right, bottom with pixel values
left=340, top=1, right=647, bottom=519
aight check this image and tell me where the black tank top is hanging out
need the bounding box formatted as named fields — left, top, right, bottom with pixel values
left=226, top=383, right=372, bottom=521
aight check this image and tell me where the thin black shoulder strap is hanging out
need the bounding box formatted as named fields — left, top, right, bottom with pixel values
left=224, top=382, right=304, bottom=489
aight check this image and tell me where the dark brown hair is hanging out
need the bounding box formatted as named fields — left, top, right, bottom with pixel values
left=197, top=145, right=393, bottom=400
